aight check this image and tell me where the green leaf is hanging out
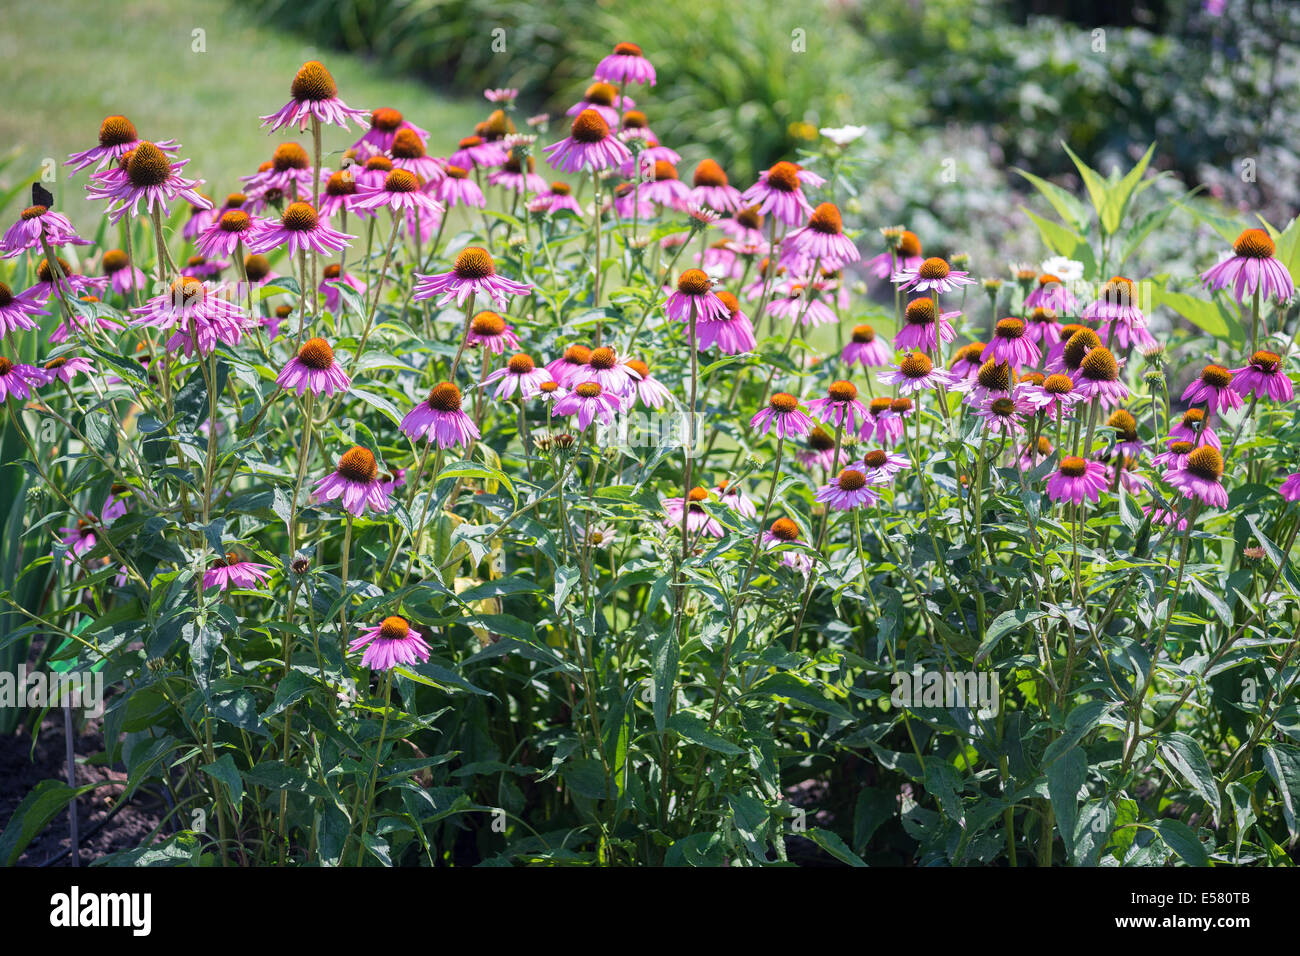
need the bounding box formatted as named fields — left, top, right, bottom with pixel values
left=1153, top=819, right=1211, bottom=867
left=200, top=754, right=244, bottom=814
left=975, top=609, right=1045, bottom=664
left=1013, top=167, right=1089, bottom=233
left=1225, top=781, right=1255, bottom=861
left=651, top=625, right=678, bottom=732
left=1061, top=142, right=1112, bottom=234
left=1262, top=744, right=1300, bottom=842
left=1148, top=283, right=1244, bottom=346
left=1100, top=142, right=1157, bottom=235
left=1020, top=207, right=1096, bottom=277
left=749, top=673, right=852, bottom=720
left=1158, top=732, right=1221, bottom=820
left=0, top=779, right=93, bottom=865
left=1046, top=747, right=1087, bottom=858
left=668, top=713, right=744, bottom=755
left=805, top=827, right=868, bottom=867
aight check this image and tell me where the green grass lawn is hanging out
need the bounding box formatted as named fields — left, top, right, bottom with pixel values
left=0, top=0, right=483, bottom=231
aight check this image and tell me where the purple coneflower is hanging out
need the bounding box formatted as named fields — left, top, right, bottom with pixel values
left=879, top=352, right=956, bottom=395
left=350, top=168, right=441, bottom=218
left=799, top=425, right=847, bottom=470
left=985, top=317, right=1041, bottom=369
left=489, top=149, right=548, bottom=195
left=1023, top=273, right=1078, bottom=316
left=435, top=166, right=487, bottom=209
left=853, top=448, right=910, bottom=484
left=248, top=201, right=352, bottom=257
left=751, top=392, right=814, bottom=439
left=1085, top=276, right=1155, bottom=350
left=843, top=323, right=892, bottom=369
left=400, top=383, right=481, bottom=450
left=767, top=284, right=837, bottom=328
left=1020, top=372, right=1082, bottom=419
left=1, top=205, right=89, bottom=258
left=87, top=142, right=209, bottom=224
left=1071, top=346, right=1129, bottom=408
left=867, top=229, right=923, bottom=280
left=973, top=394, right=1032, bottom=436
left=892, top=257, right=974, bottom=296
left=739, top=161, right=822, bottom=227
left=622, top=359, right=671, bottom=410
left=485, top=353, right=551, bottom=399
left=1169, top=407, right=1220, bottom=450
left=1181, top=363, right=1243, bottom=415
left=1105, top=408, right=1144, bottom=458
left=0, top=355, right=45, bottom=400
left=0, top=282, right=46, bottom=339
left=543, top=109, right=632, bottom=174
left=204, top=552, right=272, bottom=592
left=1046, top=456, right=1108, bottom=505
left=816, top=467, right=882, bottom=511
left=570, top=346, right=640, bottom=397
left=449, top=135, right=508, bottom=171
left=566, top=81, right=635, bottom=126
left=533, top=181, right=582, bottom=216
left=639, top=161, right=691, bottom=211
left=666, top=269, right=728, bottom=325
left=40, top=356, right=93, bottom=386
left=547, top=344, right=592, bottom=387
left=262, top=61, right=368, bottom=132
left=1152, top=439, right=1196, bottom=473
left=66, top=115, right=178, bottom=173
left=465, top=311, right=521, bottom=354
left=355, top=108, right=429, bottom=156
left=714, top=480, right=757, bottom=519
left=663, top=487, right=724, bottom=538
left=552, top=382, right=620, bottom=430
left=320, top=264, right=366, bottom=312
left=413, top=246, right=531, bottom=309
left=689, top=159, right=742, bottom=212
left=1167, top=446, right=1228, bottom=508
left=1231, top=350, right=1292, bottom=403
left=313, top=446, right=391, bottom=515
left=56, top=517, right=98, bottom=564
left=277, top=337, right=351, bottom=397
left=894, top=297, right=958, bottom=353
left=99, top=249, right=147, bottom=296
left=1025, top=306, right=1062, bottom=346
left=805, top=380, right=867, bottom=432
left=762, top=518, right=812, bottom=575
left=388, top=128, right=445, bottom=182
left=130, top=277, right=246, bottom=357
left=1280, top=472, right=1300, bottom=502
left=1200, top=228, right=1295, bottom=304
left=784, top=202, right=859, bottom=270
left=697, top=291, right=756, bottom=354
left=594, top=42, right=657, bottom=86
left=350, top=616, right=431, bottom=671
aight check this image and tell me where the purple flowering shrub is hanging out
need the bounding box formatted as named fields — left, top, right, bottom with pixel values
left=2, top=50, right=1300, bottom=868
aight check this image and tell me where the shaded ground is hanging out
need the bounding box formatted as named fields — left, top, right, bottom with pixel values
left=0, top=714, right=165, bottom=866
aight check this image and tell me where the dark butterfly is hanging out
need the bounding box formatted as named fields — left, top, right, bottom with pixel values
left=32, top=183, right=54, bottom=209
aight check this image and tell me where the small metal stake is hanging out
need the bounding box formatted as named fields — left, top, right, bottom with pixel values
left=64, top=701, right=78, bottom=867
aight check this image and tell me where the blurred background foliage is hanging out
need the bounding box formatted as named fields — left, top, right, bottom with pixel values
left=233, top=0, right=1300, bottom=278
left=244, top=0, right=1298, bottom=211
